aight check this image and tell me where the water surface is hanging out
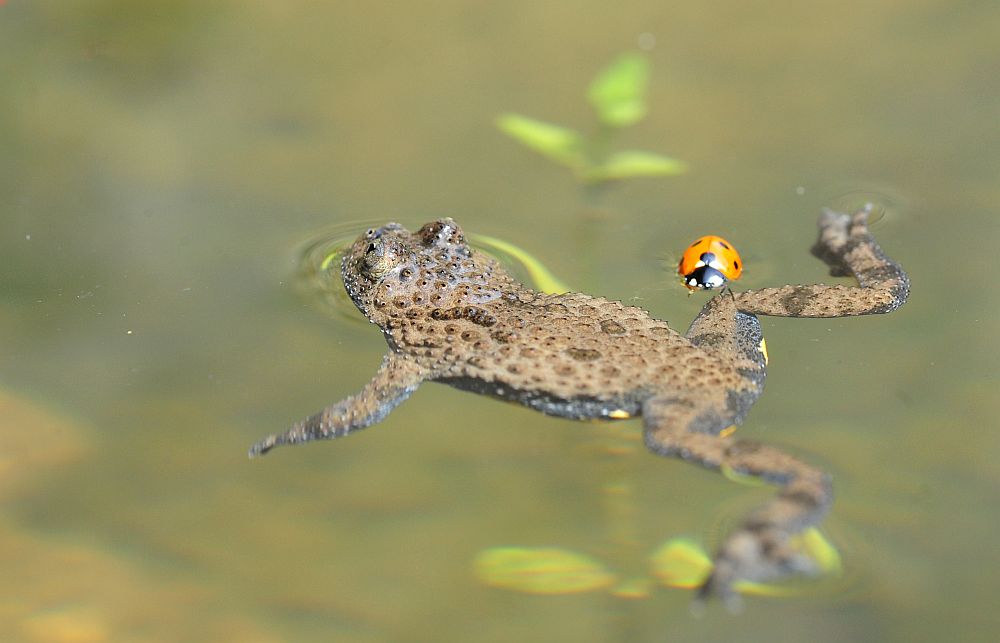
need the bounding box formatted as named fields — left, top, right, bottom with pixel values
left=1, top=2, right=997, bottom=641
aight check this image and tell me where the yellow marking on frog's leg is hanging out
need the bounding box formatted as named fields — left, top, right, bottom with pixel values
left=719, top=425, right=737, bottom=438
left=721, top=463, right=768, bottom=487
left=759, top=338, right=769, bottom=365
left=608, top=409, right=632, bottom=419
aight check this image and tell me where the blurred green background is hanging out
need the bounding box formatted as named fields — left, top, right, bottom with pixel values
left=1, top=1, right=997, bottom=641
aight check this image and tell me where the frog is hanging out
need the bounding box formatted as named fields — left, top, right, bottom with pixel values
left=249, top=206, right=909, bottom=605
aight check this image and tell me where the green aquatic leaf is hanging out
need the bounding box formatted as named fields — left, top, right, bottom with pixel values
left=496, top=113, right=585, bottom=169
left=587, top=53, right=650, bottom=128
left=797, top=527, right=842, bottom=576
left=586, top=150, right=688, bottom=182
left=649, top=537, right=713, bottom=589
left=474, top=547, right=616, bottom=595
left=471, top=233, right=571, bottom=294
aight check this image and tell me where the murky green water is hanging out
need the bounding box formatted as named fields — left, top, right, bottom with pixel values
left=2, top=2, right=998, bottom=641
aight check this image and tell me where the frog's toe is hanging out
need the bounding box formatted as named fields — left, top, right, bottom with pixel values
left=818, top=207, right=850, bottom=232
left=813, top=209, right=853, bottom=276
left=695, top=556, right=742, bottom=611
left=248, top=434, right=279, bottom=458
left=848, top=203, right=876, bottom=231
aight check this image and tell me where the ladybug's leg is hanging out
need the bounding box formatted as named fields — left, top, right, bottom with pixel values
left=735, top=207, right=909, bottom=317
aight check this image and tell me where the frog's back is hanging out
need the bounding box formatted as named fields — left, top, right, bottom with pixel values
left=446, top=290, right=690, bottom=394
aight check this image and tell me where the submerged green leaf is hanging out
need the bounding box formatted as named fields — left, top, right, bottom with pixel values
left=496, top=113, right=585, bottom=169
left=796, top=527, right=843, bottom=576
left=587, top=53, right=650, bottom=128
left=471, top=233, right=571, bottom=294
left=586, top=149, right=688, bottom=182
left=474, top=547, right=616, bottom=595
left=649, top=537, right=713, bottom=589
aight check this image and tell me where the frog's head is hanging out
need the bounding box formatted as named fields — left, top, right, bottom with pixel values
left=342, top=219, right=503, bottom=327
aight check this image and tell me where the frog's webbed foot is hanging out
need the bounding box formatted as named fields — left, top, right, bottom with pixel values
left=642, top=396, right=832, bottom=607
left=695, top=466, right=832, bottom=609
left=734, top=206, right=909, bottom=318
left=248, top=353, right=427, bottom=457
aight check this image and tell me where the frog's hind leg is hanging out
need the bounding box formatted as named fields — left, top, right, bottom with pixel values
left=248, top=353, right=427, bottom=457
left=642, top=396, right=832, bottom=607
left=734, top=206, right=910, bottom=317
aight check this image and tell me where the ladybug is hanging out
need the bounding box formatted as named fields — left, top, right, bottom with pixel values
left=678, top=235, right=743, bottom=291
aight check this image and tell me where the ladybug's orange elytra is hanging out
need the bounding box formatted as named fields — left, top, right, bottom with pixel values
left=678, top=235, right=742, bottom=290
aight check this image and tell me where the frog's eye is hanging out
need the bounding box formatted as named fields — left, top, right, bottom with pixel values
left=363, top=238, right=383, bottom=258
left=360, top=238, right=401, bottom=279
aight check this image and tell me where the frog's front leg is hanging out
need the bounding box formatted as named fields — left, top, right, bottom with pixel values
left=642, top=396, right=832, bottom=607
left=735, top=206, right=910, bottom=317
left=249, top=353, right=428, bottom=457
